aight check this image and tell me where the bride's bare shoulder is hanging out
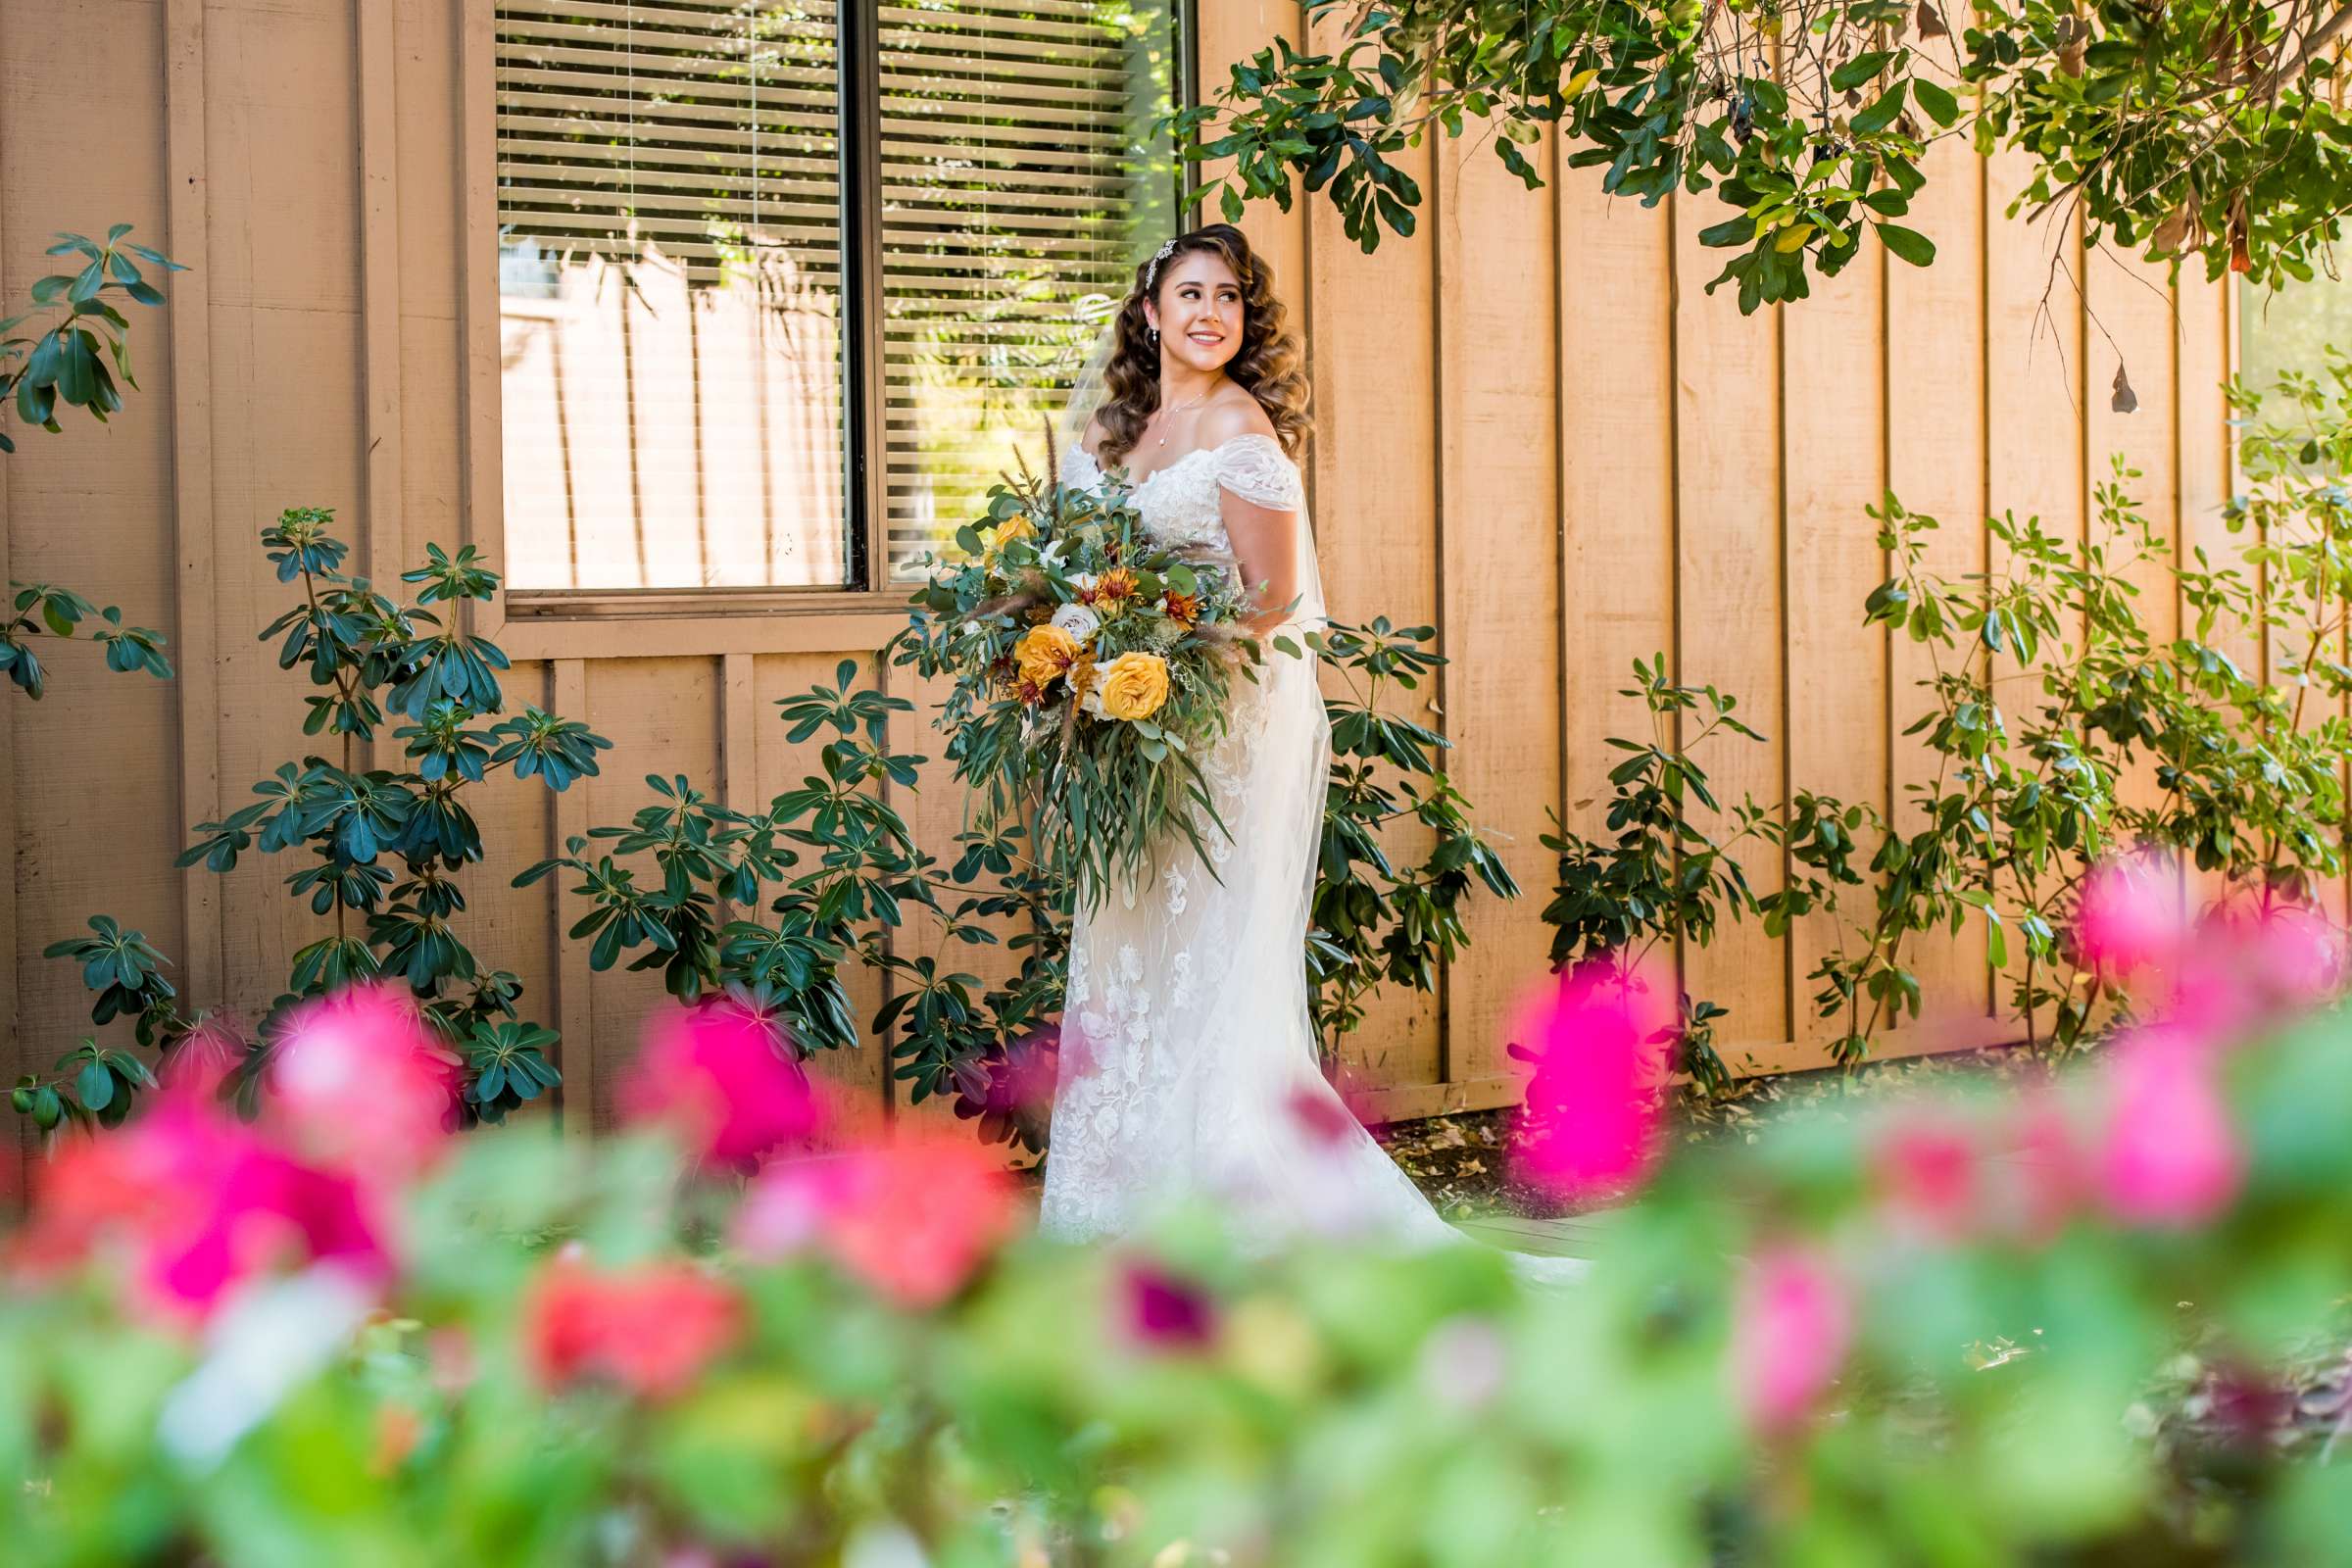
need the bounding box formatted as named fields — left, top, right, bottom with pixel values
left=1197, top=391, right=1279, bottom=450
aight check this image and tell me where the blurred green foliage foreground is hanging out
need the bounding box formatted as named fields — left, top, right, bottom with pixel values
left=5, top=857, right=2352, bottom=1566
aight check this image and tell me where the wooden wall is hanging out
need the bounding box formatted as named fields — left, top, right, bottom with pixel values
left=1, top=0, right=2239, bottom=1177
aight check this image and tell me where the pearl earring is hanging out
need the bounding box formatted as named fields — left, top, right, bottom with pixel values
left=1149, top=325, right=1159, bottom=346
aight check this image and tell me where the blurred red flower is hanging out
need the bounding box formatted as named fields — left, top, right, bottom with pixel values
left=523, top=1247, right=744, bottom=1399
left=1874, top=1114, right=1981, bottom=1241
left=1732, top=1245, right=1852, bottom=1435
left=736, top=1133, right=1018, bottom=1308
left=1284, top=1077, right=1366, bottom=1148
left=1504, top=955, right=1678, bottom=1201
left=622, top=1001, right=825, bottom=1171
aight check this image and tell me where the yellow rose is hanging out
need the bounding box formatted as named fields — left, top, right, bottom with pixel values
left=978, top=514, right=1036, bottom=557
left=1013, top=623, right=1081, bottom=688
left=1087, top=651, right=1170, bottom=721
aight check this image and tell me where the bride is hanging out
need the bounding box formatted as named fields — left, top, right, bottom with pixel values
left=1035, top=224, right=1586, bottom=1288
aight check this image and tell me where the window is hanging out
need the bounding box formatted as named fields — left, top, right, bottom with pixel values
left=2240, top=272, right=2352, bottom=391
left=493, top=0, right=1188, bottom=597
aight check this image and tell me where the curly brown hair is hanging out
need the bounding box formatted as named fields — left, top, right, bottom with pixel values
left=1090, top=223, right=1312, bottom=467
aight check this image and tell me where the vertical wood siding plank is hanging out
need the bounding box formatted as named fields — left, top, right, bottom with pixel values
left=6, top=0, right=181, bottom=1180
left=457, top=0, right=506, bottom=637
left=762, top=651, right=892, bottom=1141
left=2176, top=268, right=2241, bottom=914
left=1300, top=7, right=1440, bottom=1099
left=1984, top=146, right=2086, bottom=1042
left=2084, top=245, right=2181, bottom=925
left=2176, top=268, right=2241, bottom=666
left=1885, top=127, right=1995, bottom=1048
left=167, top=0, right=222, bottom=1007
left=402, top=0, right=552, bottom=1034
left=202, top=0, right=367, bottom=1019
left=892, top=660, right=1002, bottom=1141
left=1434, top=124, right=1561, bottom=1091
left=1193, top=3, right=1307, bottom=331
left=359, top=0, right=404, bottom=594
left=720, top=652, right=757, bottom=923
left=1782, top=196, right=1888, bottom=1061
left=577, top=657, right=720, bottom=1132
left=1557, top=170, right=1679, bottom=1032
left=0, top=50, right=14, bottom=1185
left=552, top=659, right=593, bottom=1137
left=1673, top=175, right=1789, bottom=1071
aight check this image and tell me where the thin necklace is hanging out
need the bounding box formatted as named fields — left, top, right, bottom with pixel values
left=1151, top=381, right=1219, bottom=447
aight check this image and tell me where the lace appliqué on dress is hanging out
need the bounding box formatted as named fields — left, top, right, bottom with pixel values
left=1059, top=434, right=1301, bottom=553
left=1210, top=433, right=1305, bottom=513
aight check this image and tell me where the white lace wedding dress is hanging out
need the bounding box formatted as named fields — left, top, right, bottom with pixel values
left=1036, top=432, right=1587, bottom=1289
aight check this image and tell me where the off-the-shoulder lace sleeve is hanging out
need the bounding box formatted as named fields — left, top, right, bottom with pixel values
left=1212, top=433, right=1303, bottom=512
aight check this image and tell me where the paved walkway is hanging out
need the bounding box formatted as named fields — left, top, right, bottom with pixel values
left=1448, top=1212, right=1603, bottom=1259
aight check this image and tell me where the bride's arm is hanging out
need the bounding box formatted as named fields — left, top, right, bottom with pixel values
left=1200, top=403, right=1305, bottom=634
left=1222, top=489, right=1305, bottom=636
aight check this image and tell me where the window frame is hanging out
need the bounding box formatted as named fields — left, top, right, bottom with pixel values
left=459, top=0, right=1200, bottom=660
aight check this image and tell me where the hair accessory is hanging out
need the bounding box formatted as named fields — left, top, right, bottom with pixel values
left=1143, top=235, right=1180, bottom=291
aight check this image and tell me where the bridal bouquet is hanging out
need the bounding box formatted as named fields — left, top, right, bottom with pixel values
left=891, top=445, right=1275, bottom=906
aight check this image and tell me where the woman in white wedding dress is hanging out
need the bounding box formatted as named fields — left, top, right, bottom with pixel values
left=1034, top=225, right=1585, bottom=1289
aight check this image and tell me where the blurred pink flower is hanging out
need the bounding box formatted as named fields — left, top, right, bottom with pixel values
left=1504, top=956, right=1678, bottom=1201
left=1874, top=1115, right=1981, bottom=1241
left=2245, top=899, right=2348, bottom=1007
left=524, top=1247, right=743, bottom=1399
left=1732, top=1245, right=1853, bottom=1435
left=2074, top=851, right=2186, bottom=983
left=1416, top=1315, right=1510, bottom=1414
left=2203, top=1361, right=2297, bottom=1447
left=733, top=1157, right=837, bottom=1260
left=14, top=1090, right=392, bottom=1325
left=1116, top=1259, right=1217, bottom=1349
left=153, top=1144, right=390, bottom=1317
left=958, top=1027, right=1061, bottom=1152
left=428, top=1325, right=477, bottom=1396
left=1990, top=1094, right=2090, bottom=1246
left=736, top=1133, right=1018, bottom=1308
left=622, top=1002, right=825, bottom=1171
left=2097, top=1026, right=2244, bottom=1227
left=269, top=984, right=456, bottom=1179
left=2106, top=892, right=2345, bottom=1072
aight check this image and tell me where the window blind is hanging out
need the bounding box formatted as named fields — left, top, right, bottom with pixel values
left=494, top=0, right=850, bottom=591
left=878, top=0, right=1179, bottom=578
left=492, top=0, right=1181, bottom=593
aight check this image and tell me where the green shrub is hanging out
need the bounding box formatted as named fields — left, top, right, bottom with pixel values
left=14, top=510, right=608, bottom=1133
left=1546, top=355, right=2352, bottom=1084
left=1, top=225, right=181, bottom=701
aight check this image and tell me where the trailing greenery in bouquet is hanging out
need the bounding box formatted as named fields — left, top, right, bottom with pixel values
left=891, top=442, right=1293, bottom=906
